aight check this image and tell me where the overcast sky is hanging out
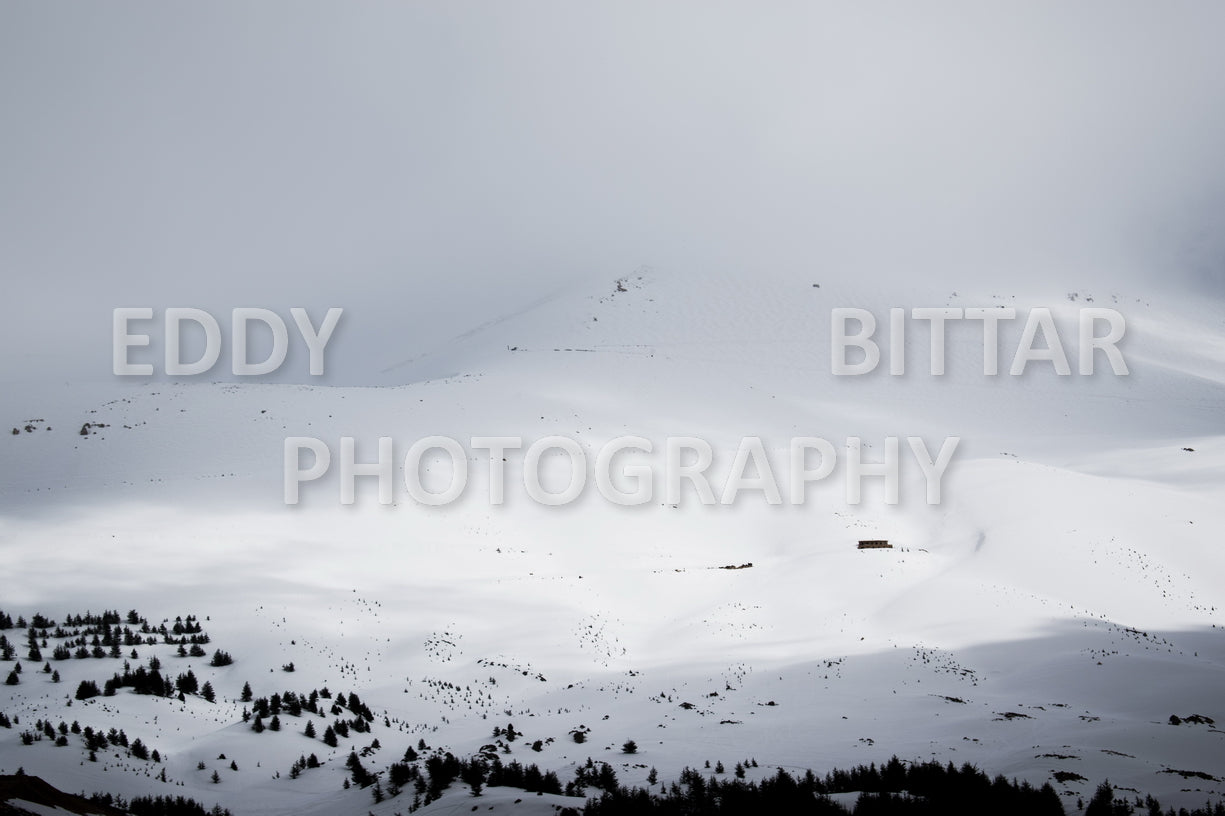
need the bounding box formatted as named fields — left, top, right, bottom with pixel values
left=3, top=1, right=1225, bottom=385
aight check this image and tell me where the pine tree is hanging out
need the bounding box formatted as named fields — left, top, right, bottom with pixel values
left=241, top=681, right=252, bottom=702
left=201, top=681, right=215, bottom=702
left=269, top=714, right=281, bottom=731
left=211, top=770, right=220, bottom=784
left=304, top=720, right=317, bottom=739
left=179, top=669, right=198, bottom=694
left=346, top=751, right=371, bottom=787
left=5, top=669, right=19, bottom=685
left=622, top=739, right=638, bottom=754
left=323, top=725, right=338, bottom=747
left=1085, top=781, right=1115, bottom=816
left=252, top=715, right=265, bottom=733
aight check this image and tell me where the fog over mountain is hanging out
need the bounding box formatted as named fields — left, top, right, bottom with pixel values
left=2, top=5, right=1224, bottom=816
left=3, top=2, right=1225, bottom=385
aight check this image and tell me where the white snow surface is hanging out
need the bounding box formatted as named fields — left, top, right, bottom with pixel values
left=1, top=269, right=1223, bottom=814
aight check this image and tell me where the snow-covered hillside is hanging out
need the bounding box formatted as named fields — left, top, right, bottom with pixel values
left=1, top=269, right=1223, bottom=814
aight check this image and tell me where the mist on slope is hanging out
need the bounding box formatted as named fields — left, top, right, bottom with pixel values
left=2, top=2, right=1225, bottom=386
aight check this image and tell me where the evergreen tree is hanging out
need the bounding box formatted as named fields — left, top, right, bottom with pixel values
left=201, top=681, right=216, bottom=702
left=323, top=724, right=338, bottom=747
left=269, top=714, right=281, bottom=731
left=304, top=720, right=317, bottom=739
left=241, top=681, right=253, bottom=702
left=346, top=751, right=372, bottom=787
left=175, top=669, right=198, bottom=695
left=1086, top=781, right=1117, bottom=816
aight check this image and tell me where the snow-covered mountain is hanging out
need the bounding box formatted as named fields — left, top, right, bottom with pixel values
left=2, top=267, right=1223, bottom=814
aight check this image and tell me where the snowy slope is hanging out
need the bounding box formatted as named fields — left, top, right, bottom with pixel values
left=1, top=268, right=1223, bottom=814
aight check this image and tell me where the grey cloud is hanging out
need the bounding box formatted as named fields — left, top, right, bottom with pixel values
left=3, top=1, right=1224, bottom=384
